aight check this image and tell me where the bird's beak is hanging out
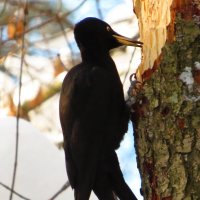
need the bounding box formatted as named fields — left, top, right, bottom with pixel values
left=113, top=33, right=143, bottom=48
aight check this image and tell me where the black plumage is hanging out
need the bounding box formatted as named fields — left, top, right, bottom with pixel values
left=59, top=17, right=142, bottom=200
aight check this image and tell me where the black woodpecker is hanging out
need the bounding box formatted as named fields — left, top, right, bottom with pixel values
left=59, top=17, right=142, bottom=200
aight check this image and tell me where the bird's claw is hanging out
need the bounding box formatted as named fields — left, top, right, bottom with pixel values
left=126, top=73, right=142, bottom=108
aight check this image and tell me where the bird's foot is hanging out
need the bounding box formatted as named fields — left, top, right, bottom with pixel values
left=126, top=73, right=143, bottom=109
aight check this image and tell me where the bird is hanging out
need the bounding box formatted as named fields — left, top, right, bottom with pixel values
left=59, top=17, right=142, bottom=200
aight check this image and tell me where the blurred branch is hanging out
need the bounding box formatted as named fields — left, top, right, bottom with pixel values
left=9, top=2, right=27, bottom=199
left=0, top=182, right=31, bottom=200
left=1, top=0, right=87, bottom=45
left=21, top=78, right=62, bottom=113
left=7, top=76, right=63, bottom=119
left=95, top=0, right=103, bottom=19
left=48, top=181, right=70, bottom=200
left=57, top=18, right=75, bottom=66
left=123, top=47, right=137, bottom=85
left=0, top=0, right=7, bottom=16
left=56, top=0, right=62, bottom=12
left=0, top=65, right=17, bottom=79
left=0, top=181, right=70, bottom=200
left=27, top=27, right=72, bottom=46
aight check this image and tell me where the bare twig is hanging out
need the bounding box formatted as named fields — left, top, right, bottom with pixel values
left=0, top=182, right=31, bottom=200
left=95, top=0, right=103, bottom=19
left=48, top=181, right=70, bottom=200
left=57, top=17, right=75, bottom=66
left=9, top=2, right=28, bottom=200
left=123, top=47, right=137, bottom=85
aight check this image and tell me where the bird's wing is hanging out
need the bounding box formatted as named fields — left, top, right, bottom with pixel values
left=59, top=66, right=77, bottom=188
left=59, top=65, right=111, bottom=190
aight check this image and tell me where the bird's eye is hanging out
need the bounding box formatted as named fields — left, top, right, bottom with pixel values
left=106, top=26, right=111, bottom=31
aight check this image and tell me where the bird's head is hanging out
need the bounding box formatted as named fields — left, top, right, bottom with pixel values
left=74, top=17, right=142, bottom=53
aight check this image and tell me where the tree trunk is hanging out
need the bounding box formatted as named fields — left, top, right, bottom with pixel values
left=131, top=0, right=200, bottom=199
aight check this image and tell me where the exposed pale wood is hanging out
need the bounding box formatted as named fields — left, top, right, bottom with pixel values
left=133, top=0, right=173, bottom=81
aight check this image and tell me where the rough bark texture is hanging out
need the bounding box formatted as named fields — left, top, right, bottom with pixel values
left=131, top=1, right=200, bottom=199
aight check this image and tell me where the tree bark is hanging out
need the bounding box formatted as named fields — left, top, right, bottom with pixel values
left=131, top=1, right=200, bottom=199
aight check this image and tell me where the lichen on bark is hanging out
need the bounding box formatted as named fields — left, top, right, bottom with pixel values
left=132, top=15, right=200, bottom=200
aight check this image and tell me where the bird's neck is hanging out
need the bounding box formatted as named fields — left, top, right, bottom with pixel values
left=81, top=48, right=112, bottom=66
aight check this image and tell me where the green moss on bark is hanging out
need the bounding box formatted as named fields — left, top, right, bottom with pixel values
left=132, top=15, right=200, bottom=200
